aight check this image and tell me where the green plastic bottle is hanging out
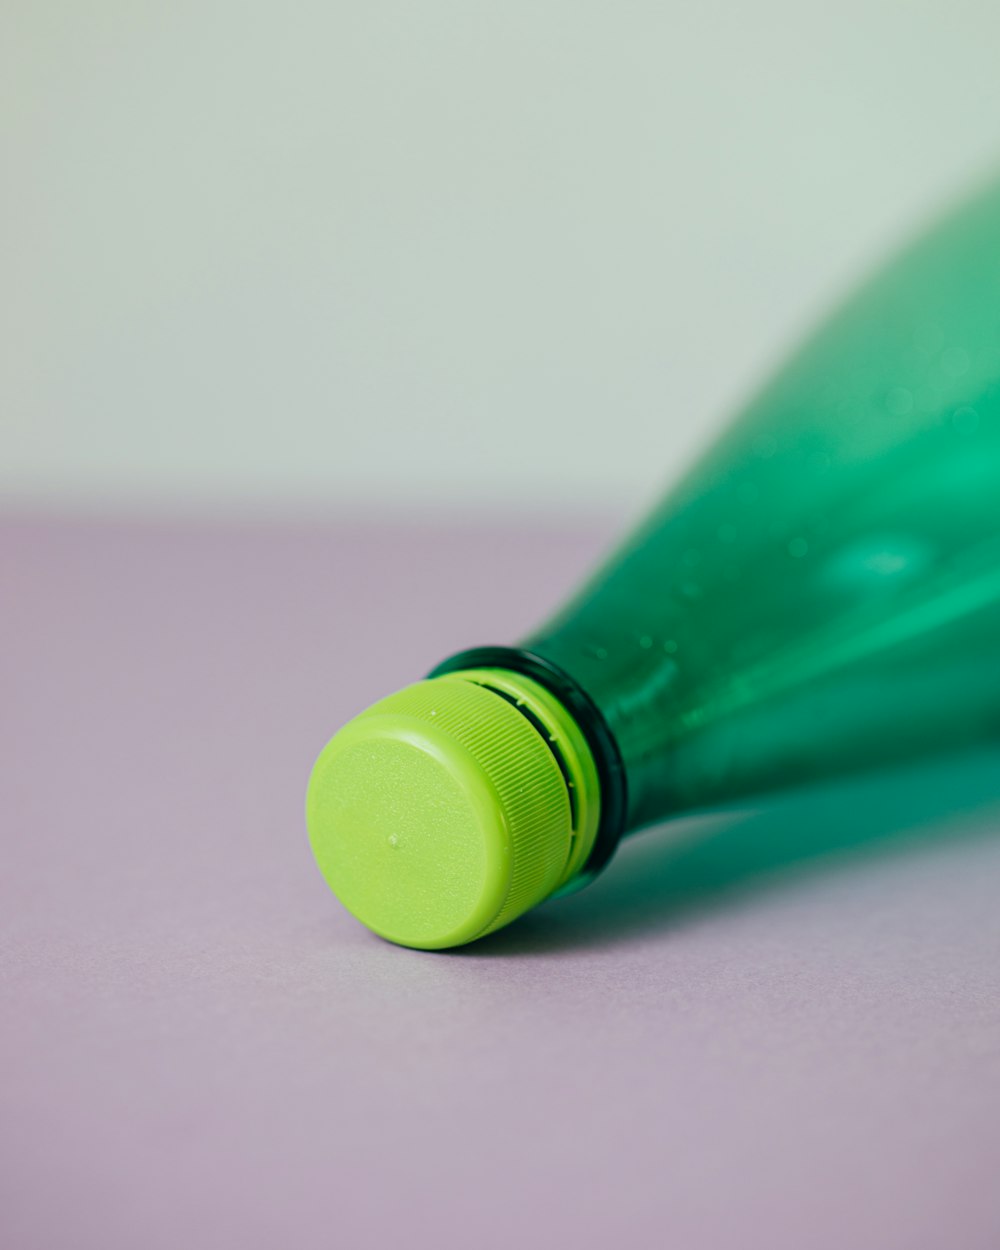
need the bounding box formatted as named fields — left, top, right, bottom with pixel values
left=307, top=178, right=1000, bottom=950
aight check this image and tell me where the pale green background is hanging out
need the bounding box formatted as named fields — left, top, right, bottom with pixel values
left=4, top=1, right=1000, bottom=517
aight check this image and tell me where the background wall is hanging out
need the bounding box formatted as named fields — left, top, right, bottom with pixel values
left=4, top=1, right=1000, bottom=519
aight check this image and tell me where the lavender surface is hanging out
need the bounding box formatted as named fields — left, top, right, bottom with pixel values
left=3, top=515, right=999, bottom=1250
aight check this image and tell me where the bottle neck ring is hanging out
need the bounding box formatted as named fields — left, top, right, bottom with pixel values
left=429, top=646, right=628, bottom=885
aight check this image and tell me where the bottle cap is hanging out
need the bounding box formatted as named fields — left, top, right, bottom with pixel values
left=306, top=669, right=599, bottom=949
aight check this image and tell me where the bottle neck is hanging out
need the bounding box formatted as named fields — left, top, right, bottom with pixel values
left=429, top=647, right=629, bottom=884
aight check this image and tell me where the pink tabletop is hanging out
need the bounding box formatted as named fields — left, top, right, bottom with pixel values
left=2, top=514, right=1000, bottom=1250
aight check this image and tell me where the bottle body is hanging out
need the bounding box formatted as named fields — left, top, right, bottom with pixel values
left=522, top=179, right=1000, bottom=834
left=310, top=177, right=1000, bottom=949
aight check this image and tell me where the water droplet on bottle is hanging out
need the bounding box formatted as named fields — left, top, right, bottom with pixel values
left=388, top=834, right=400, bottom=849
left=663, top=639, right=678, bottom=654
left=824, top=535, right=930, bottom=588
left=941, top=346, right=970, bottom=376
left=638, top=635, right=653, bottom=649
left=788, top=536, right=809, bottom=559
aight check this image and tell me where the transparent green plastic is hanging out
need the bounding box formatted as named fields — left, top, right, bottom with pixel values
left=523, top=178, right=1000, bottom=836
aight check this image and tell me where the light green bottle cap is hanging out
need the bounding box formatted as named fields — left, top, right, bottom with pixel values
left=306, top=669, right=600, bottom=950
